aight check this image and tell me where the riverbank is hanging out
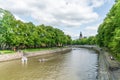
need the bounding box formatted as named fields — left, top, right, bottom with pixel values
left=96, top=47, right=120, bottom=80
left=0, top=48, right=71, bottom=62
left=102, top=50, right=120, bottom=80
left=78, top=45, right=120, bottom=80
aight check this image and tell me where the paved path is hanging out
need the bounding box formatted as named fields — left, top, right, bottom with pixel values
left=104, top=51, right=120, bottom=80
left=98, top=50, right=110, bottom=80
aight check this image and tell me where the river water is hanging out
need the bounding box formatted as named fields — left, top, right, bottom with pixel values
left=0, top=48, right=98, bottom=80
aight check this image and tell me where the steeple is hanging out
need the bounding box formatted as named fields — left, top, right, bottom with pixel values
left=79, top=32, right=82, bottom=39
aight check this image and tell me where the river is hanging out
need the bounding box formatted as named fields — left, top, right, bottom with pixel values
left=0, top=48, right=98, bottom=80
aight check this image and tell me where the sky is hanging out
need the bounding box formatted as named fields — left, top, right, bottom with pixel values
left=0, top=0, right=115, bottom=39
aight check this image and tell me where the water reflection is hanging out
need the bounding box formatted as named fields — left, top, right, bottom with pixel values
left=0, top=48, right=98, bottom=80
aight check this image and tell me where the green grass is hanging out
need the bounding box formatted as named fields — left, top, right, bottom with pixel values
left=22, top=48, right=56, bottom=52
left=0, top=47, right=63, bottom=54
left=0, top=50, right=15, bottom=54
left=110, top=52, right=120, bottom=61
left=114, top=54, right=120, bottom=61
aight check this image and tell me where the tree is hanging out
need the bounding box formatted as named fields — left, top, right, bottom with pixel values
left=0, top=9, right=16, bottom=49
left=97, top=0, right=120, bottom=59
left=0, top=8, right=72, bottom=50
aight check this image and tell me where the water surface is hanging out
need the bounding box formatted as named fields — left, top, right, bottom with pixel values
left=0, top=48, right=98, bottom=80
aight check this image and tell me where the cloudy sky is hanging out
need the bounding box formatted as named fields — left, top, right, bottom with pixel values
left=0, top=0, right=114, bottom=39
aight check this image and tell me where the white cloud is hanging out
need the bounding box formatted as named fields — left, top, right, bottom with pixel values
left=85, top=25, right=99, bottom=30
left=0, top=0, right=106, bottom=27
left=64, top=30, right=79, bottom=39
left=0, top=0, right=111, bottom=38
left=84, top=24, right=99, bottom=36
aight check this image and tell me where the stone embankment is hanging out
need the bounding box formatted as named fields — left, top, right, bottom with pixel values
left=78, top=45, right=120, bottom=80
left=0, top=48, right=71, bottom=62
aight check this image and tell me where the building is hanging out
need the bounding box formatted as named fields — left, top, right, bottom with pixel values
left=79, top=32, right=82, bottom=39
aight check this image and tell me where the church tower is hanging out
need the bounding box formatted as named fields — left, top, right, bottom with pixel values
left=79, top=32, right=82, bottom=39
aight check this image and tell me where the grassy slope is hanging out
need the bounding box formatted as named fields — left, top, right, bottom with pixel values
left=0, top=47, right=61, bottom=54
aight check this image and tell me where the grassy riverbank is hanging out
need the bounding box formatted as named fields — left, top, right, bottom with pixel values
left=23, top=47, right=58, bottom=52
left=110, top=53, right=120, bottom=62
left=0, top=48, right=71, bottom=62
left=0, top=47, right=64, bottom=54
left=0, top=50, right=15, bottom=54
left=104, top=48, right=120, bottom=62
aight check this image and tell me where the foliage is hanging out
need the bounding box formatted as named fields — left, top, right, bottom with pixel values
left=72, top=36, right=96, bottom=45
left=97, top=0, right=120, bottom=59
left=0, top=8, right=72, bottom=50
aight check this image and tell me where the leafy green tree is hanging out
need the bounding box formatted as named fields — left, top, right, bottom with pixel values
left=0, top=8, right=72, bottom=50
left=97, top=0, right=120, bottom=59
left=0, top=9, right=16, bottom=49
left=110, top=28, right=120, bottom=53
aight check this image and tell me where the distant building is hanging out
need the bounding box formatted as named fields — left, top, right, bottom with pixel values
left=79, top=32, right=83, bottom=39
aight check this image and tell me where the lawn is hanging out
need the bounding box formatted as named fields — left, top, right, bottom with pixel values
left=0, top=50, right=15, bottom=54
left=22, top=47, right=57, bottom=52
left=0, top=47, right=59, bottom=54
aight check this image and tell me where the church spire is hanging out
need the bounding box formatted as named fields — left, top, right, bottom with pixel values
left=79, top=32, right=82, bottom=39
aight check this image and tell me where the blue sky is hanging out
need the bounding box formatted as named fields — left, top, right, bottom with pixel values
left=0, top=0, right=115, bottom=39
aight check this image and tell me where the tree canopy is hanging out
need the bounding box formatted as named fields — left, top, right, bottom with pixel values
left=0, top=8, right=72, bottom=50
left=72, top=36, right=96, bottom=45
left=97, top=0, right=120, bottom=58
